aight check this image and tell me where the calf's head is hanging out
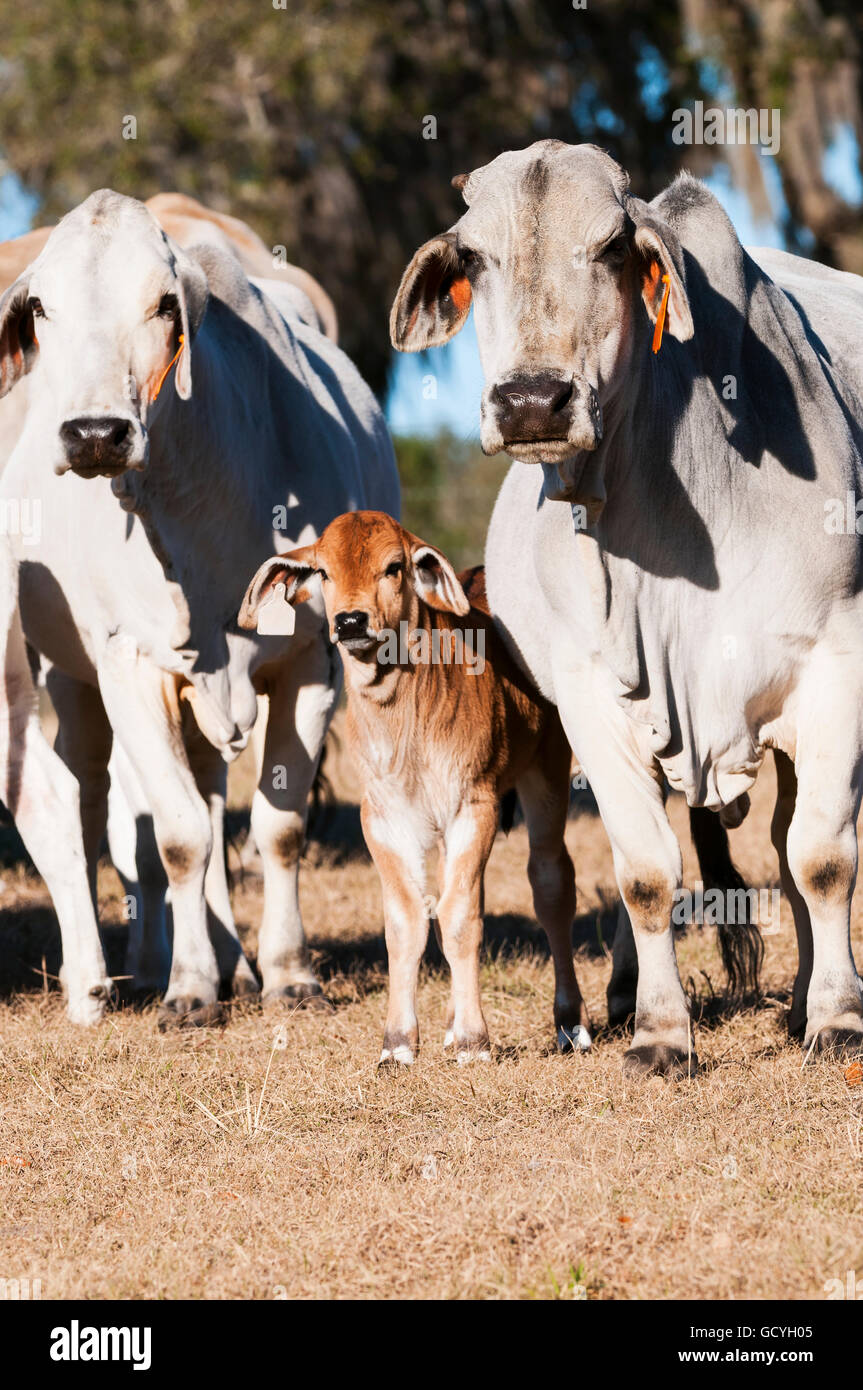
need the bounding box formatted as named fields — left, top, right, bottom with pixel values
left=239, top=511, right=469, bottom=661
left=390, top=141, right=693, bottom=504
left=0, top=189, right=208, bottom=477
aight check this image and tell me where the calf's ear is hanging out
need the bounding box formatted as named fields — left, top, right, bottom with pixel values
left=390, top=233, right=472, bottom=352
left=633, top=221, right=694, bottom=344
left=408, top=538, right=470, bottom=616
left=238, top=545, right=318, bottom=630
left=0, top=275, right=39, bottom=399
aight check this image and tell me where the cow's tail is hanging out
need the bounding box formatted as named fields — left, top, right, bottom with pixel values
left=500, top=788, right=518, bottom=834
left=689, top=805, right=763, bottom=997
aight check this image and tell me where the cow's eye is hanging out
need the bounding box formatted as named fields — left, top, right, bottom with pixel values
left=459, top=247, right=481, bottom=272
left=157, top=293, right=179, bottom=319
left=600, top=235, right=628, bottom=267
left=28, top=297, right=45, bottom=319
left=385, top=561, right=403, bottom=578
left=316, top=568, right=328, bottom=582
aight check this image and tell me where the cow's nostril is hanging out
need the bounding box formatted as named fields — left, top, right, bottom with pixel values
left=549, top=380, right=573, bottom=414
left=112, top=420, right=131, bottom=447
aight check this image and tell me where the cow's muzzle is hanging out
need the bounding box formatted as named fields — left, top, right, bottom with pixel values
left=57, top=415, right=147, bottom=478
left=334, top=609, right=378, bottom=654
left=488, top=373, right=602, bottom=461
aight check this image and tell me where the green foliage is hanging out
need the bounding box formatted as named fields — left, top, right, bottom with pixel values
left=0, top=0, right=704, bottom=395
left=395, top=431, right=510, bottom=569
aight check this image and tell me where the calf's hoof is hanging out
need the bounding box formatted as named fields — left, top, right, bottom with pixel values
left=557, top=1023, right=592, bottom=1054
left=157, top=996, right=225, bottom=1030
left=378, top=1043, right=416, bottom=1067
left=623, top=1041, right=698, bottom=1079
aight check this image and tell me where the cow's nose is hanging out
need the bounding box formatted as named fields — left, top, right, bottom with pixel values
left=60, top=416, right=133, bottom=476
left=493, top=375, right=573, bottom=441
left=334, top=610, right=370, bottom=641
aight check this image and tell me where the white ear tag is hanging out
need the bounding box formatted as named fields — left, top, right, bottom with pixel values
left=256, top=581, right=295, bottom=636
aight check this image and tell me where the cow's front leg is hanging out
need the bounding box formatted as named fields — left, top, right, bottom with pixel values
left=786, top=672, right=863, bottom=1054
left=554, top=674, right=692, bottom=1076
left=185, top=723, right=259, bottom=1000
left=436, top=798, right=497, bottom=1063
left=362, top=795, right=430, bottom=1065
left=47, top=667, right=113, bottom=901
left=98, top=649, right=221, bottom=1024
left=252, top=638, right=339, bottom=1003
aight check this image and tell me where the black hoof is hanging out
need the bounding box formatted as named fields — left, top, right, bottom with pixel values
left=810, top=1027, right=863, bottom=1057
left=623, top=1043, right=698, bottom=1078
left=157, top=998, right=226, bottom=1030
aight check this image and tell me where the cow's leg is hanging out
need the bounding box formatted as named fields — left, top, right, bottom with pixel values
left=785, top=674, right=863, bottom=1053
left=1, top=610, right=110, bottom=1022
left=436, top=798, right=497, bottom=1063
left=184, top=721, right=259, bottom=998
left=252, top=639, right=339, bottom=1002
left=47, top=667, right=112, bottom=900
left=98, top=651, right=220, bottom=1023
left=770, top=749, right=811, bottom=1038
left=554, top=676, right=691, bottom=1076
left=516, top=730, right=591, bottom=1052
left=106, top=743, right=171, bottom=996
left=607, top=904, right=638, bottom=1029
left=362, top=797, right=429, bottom=1064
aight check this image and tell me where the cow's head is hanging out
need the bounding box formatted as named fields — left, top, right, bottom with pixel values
left=0, top=189, right=208, bottom=477
left=238, top=511, right=469, bottom=660
left=390, top=141, right=693, bottom=504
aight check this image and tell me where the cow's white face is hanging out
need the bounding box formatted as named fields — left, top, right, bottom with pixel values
left=391, top=141, right=693, bottom=500
left=0, top=189, right=207, bottom=477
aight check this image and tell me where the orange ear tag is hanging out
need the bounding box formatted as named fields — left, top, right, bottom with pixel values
left=652, top=275, right=671, bottom=355
left=151, top=333, right=185, bottom=402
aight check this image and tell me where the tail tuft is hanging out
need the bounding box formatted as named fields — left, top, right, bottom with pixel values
left=689, top=806, right=763, bottom=997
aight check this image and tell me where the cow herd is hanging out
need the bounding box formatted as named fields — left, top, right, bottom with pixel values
left=1, top=139, right=863, bottom=1078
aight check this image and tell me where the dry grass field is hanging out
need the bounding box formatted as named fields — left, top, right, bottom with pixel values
left=1, top=724, right=862, bottom=1301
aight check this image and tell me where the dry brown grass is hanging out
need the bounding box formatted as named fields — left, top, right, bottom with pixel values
left=1, top=745, right=862, bottom=1301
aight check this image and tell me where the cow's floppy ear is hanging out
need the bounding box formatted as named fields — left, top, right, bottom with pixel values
left=390, top=233, right=471, bottom=352
left=409, top=538, right=470, bottom=616
left=238, top=544, right=318, bottom=630
left=0, top=275, right=39, bottom=399
left=633, top=222, right=694, bottom=344
left=171, top=246, right=209, bottom=400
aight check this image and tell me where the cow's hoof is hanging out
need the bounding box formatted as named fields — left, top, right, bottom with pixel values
left=263, top=981, right=330, bottom=1012
left=808, top=1026, right=863, bottom=1057
left=66, top=980, right=114, bottom=1026
left=623, top=1042, right=698, bottom=1078
left=379, top=1044, right=416, bottom=1067
left=230, top=973, right=261, bottom=1001
left=157, top=997, right=225, bottom=1030
left=557, top=1023, right=592, bottom=1054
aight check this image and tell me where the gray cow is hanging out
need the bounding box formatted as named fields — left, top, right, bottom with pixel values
left=392, top=139, right=863, bottom=1075
left=0, top=189, right=398, bottom=1023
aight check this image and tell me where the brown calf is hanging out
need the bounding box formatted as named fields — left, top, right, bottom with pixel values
left=240, top=510, right=591, bottom=1065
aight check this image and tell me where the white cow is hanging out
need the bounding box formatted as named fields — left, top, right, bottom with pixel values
left=392, top=141, right=863, bottom=1074
left=0, top=189, right=398, bottom=1024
